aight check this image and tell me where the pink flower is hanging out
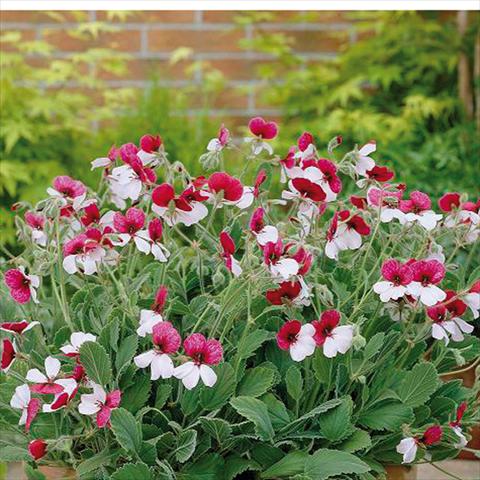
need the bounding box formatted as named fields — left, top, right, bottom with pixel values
left=152, top=183, right=208, bottom=227
left=133, top=218, right=170, bottom=262
left=427, top=295, right=473, bottom=345
left=207, top=172, right=254, bottom=209
left=207, top=125, right=230, bottom=152
left=263, top=239, right=300, bottom=280
left=134, top=322, right=181, bottom=380
left=276, top=320, right=316, bottom=362
left=246, top=117, right=278, bottom=155
left=29, top=439, right=47, bottom=461
left=0, top=319, right=39, bottom=335
left=10, top=384, right=41, bottom=432
left=174, top=333, right=223, bottom=389
left=249, top=207, right=279, bottom=246
left=4, top=267, right=40, bottom=304
left=399, top=191, right=442, bottom=231
left=24, top=212, right=47, bottom=246
left=373, top=259, right=413, bottom=302
left=42, top=378, right=78, bottom=413
left=366, top=165, right=395, bottom=182
left=248, top=117, right=278, bottom=140
left=312, top=310, right=354, bottom=358
left=60, top=332, right=96, bottom=357
left=266, top=281, right=309, bottom=306
left=298, top=131, right=314, bottom=152
left=27, top=356, right=64, bottom=395
left=219, top=231, right=242, bottom=277
left=325, top=211, right=370, bottom=260
left=47, top=176, right=86, bottom=201
left=450, top=402, right=468, bottom=448
left=1, top=338, right=16, bottom=372
left=140, top=134, right=162, bottom=153
left=367, top=185, right=406, bottom=224
left=407, top=259, right=446, bottom=306
left=62, top=229, right=107, bottom=275
left=253, top=169, right=267, bottom=198
left=79, top=383, right=121, bottom=428
left=438, top=192, right=461, bottom=212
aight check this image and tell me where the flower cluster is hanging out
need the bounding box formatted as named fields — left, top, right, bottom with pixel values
left=1, top=119, right=478, bottom=474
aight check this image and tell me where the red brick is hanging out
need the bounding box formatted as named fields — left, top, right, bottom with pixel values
left=0, top=29, right=36, bottom=51
left=148, top=29, right=244, bottom=53
left=97, top=11, right=195, bottom=24
left=42, top=28, right=141, bottom=52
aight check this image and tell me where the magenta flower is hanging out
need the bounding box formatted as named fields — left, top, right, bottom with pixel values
left=174, top=333, right=223, bottom=390
left=24, top=212, right=47, bottom=246
left=47, top=175, right=86, bottom=200
left=276, top=320, right=316, bottom=362
left=4, top=267, right=39, bottom=304
left=134, top=321, right=181, bottom=380
left=10, top=384, right=41, bottom=432
left=312, top=310, right=354, bottom=358
left=407, top=259, right=446, bottom=306
left=28, top=439, right=47, bottom=461
left=373, top=259, right=413, bottom=303
left=79, top=383, right=121, bottom=428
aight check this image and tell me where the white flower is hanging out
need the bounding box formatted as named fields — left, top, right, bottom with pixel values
left=109, top=165, right=143, bottom=203
left=137, top=310, right=163, bottom=337
left=403, top=211, right=443, bottom=231
left=60, top=332, right=96, bottom=356
left=10, top=384, right=31, bottom=426
left=42, top=378, right=78, bottom=413
left=78, top=383, right=107, bottom=416
left=270, top=258, right=300, bottom=281
left=289, top=323, right=317, bottom=362
left=135, top=350, right=175, bottom=380
left=431, top=318, right=474, bottom=345
left=396, top=437, right=417, bottom=464
left=244, top=137, right=273, bottom=156
left=380, top=208, right=406, bottom=224
left=26, top=356, right=61, bottom=384
left=463, top=292, right=480, bottom=319
left=355, top=141, right=376, bottom=176
left=407, top=282, right=446, bottom=307
left=322, top=325, right=354, bottom=358
left=63, top=245, right=106, bottom=276
left=254, top=225, right=279, bottom=246
left=173, top=362, right=217, bottom=390
left=452, top=426, right=468, bottom=449
left=373, top=282, right=408, bottom=303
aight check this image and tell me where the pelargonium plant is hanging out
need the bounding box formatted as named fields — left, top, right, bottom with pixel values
left=1, top=122, right=479, bottom=480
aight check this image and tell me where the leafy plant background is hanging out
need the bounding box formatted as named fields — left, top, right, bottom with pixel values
left=1, top=11, right=479, bottom=247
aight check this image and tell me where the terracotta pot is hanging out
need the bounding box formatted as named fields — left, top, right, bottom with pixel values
left=37, top=466, right=77, bottom=479
left=442, top=365, right=479, bottom=460
left=14, top=463, right=77, bottom=480
left=384, top=465, right=417, bottom=480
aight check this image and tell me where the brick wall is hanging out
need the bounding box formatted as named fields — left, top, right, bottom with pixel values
left=0, top=11, right=356, bottom=117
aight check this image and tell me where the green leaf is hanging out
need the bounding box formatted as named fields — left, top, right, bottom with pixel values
left=110, top=407, right=143, bottom=455
left=285, top=366, right=303, bottom=401
left=77, top=449, right=118, bottom=477
left=280, top=398, right=343, bottom=434
left=0, top=445, right=30, bottom=461
left=230, top=396, right=274, bottom=441
left=398, top=362, right=439, bottom=407
left=122, top=373, right=151, bottom=413
left=318, top=397, right=353, bottom=442
left=304, top=449, right=370, bottom=479
left=236, top=329, right=273, bottom=360
left=111, top=462, right=152, bottom=480
left=363, top=333, right=385, bottom=360
left=179, top=452, right=224, bottom=480
left=238, top=366, right=275, bottom=398
left=155, top=384, right=172, bottom=410
left=224, top=454, right=260, bottom=480
left=262, top=393, right=291, bottom=429
left=175, top=429, right=197, bottom=463
left=79, top=341, right=112, bottom=386
left=200, top=362, right=236, bottom=410
left=359, top=401, right=414, bottom=431
left=261, top=451, right=309, bottom=479
left=115, top=334, right=138, bottom=375
left=199, top=417, right=232, bottom=444
left=312, top=350, right=333, bottom=384
left=337, top=429, right=372, bottom=453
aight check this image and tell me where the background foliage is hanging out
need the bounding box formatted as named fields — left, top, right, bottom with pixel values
left=1, top=11, right=479, bottom=246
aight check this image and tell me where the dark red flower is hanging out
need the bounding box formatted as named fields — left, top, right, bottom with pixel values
left=208, top=172, right=244, bottom=202
left=438, top=192, right=461, bottom=212
left=366, top=165, right=395, bottom=182
left=140, top=134, right=162, bottom=153
left=276, top=320, right=302, bottom=350
left=266, top=281, right=302, bottom=305
left=421, top=425, right=442, bottom=446
left=312, top=310, right=341, bottom=346
left=28, top=439, right=47, bottom=461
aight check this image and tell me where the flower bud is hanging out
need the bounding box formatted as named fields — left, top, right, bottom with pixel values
left=28, top=439, right=47, bottom=461
left=316, top=284, right=334, bottom=307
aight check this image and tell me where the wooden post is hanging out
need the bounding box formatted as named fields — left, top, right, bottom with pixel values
left=474, top=28, right=480, bottom=130
left=457, top=11, right=474, bottom=120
